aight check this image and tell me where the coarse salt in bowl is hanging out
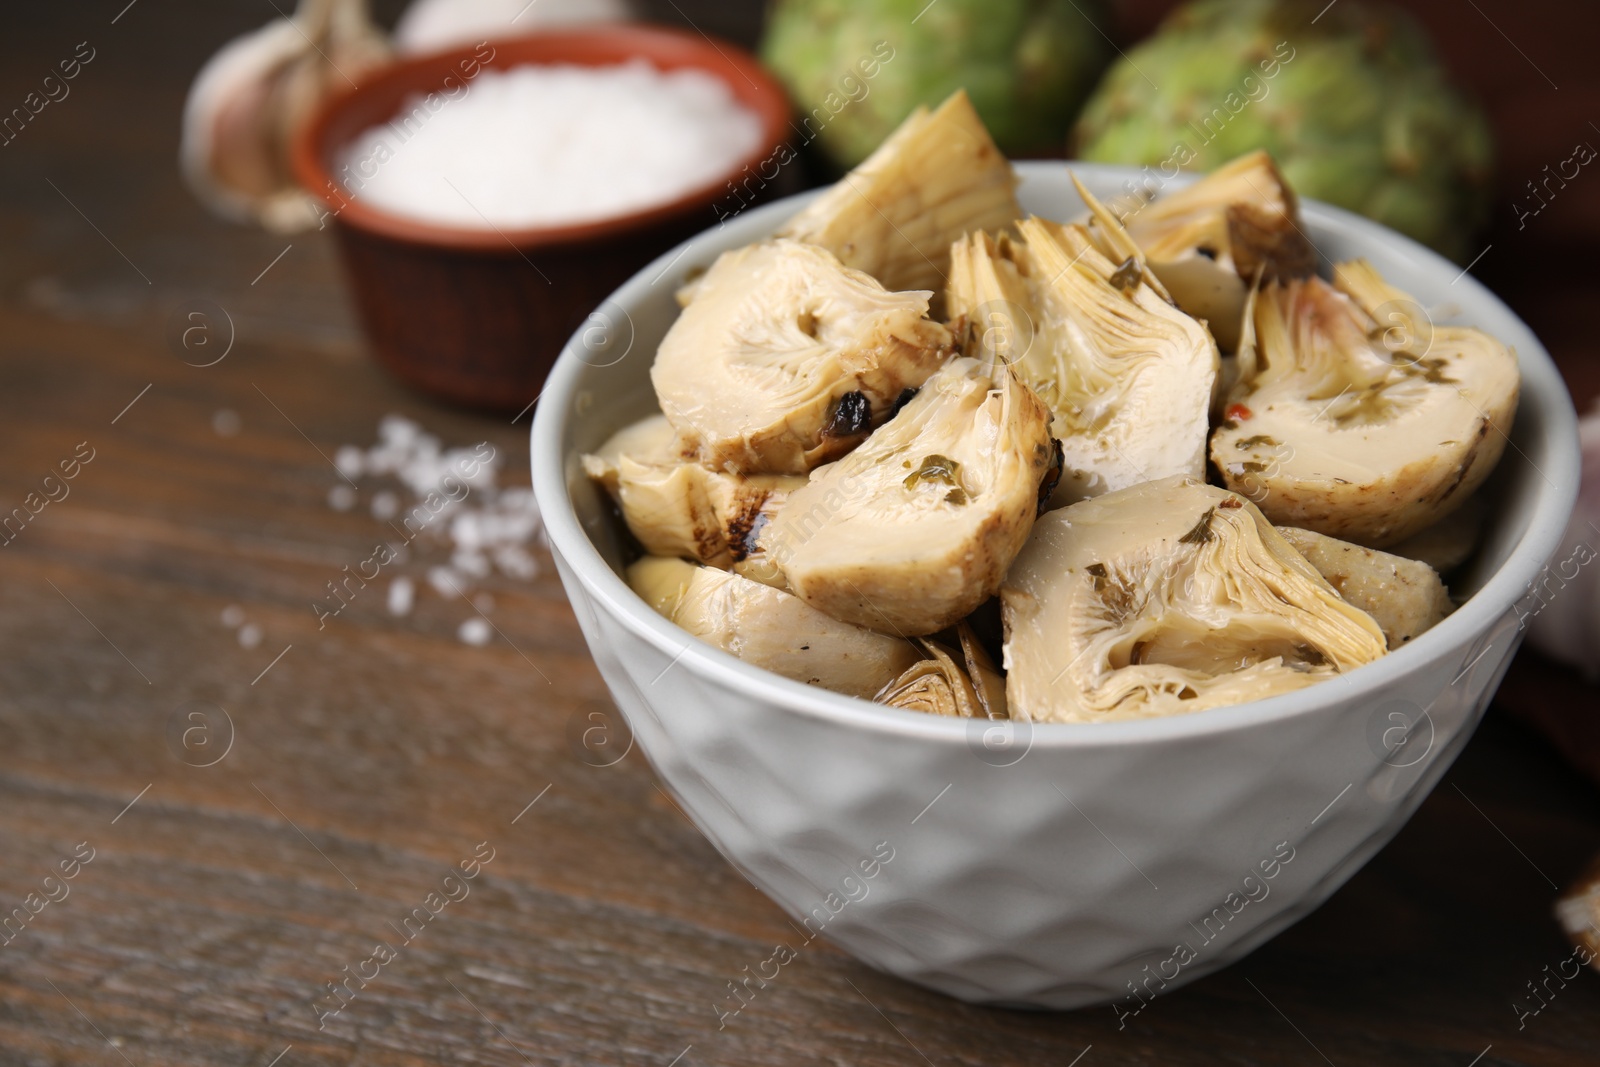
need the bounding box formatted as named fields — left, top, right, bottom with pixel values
left=293, top=27, right=791, bottom=412
left=337, top=59, right=766, bottom=230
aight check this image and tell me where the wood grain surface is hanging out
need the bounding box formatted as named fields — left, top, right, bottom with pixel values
left=2, top=2, right=1599, bottom=1065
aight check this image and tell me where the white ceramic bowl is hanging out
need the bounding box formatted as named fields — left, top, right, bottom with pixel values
left=531, top=163, right=1580, bottom=1010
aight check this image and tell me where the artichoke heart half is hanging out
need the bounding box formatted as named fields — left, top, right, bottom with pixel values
left=1276, top=526, right=1452, bottom=650
left=776, top=90, right=1022, bottom=296
left=947, top=215, right=1218, bottom=505
left=583, top=414, right=805, bottom=569
left=763, top=356, right=1056, bottom=636
left=652, top=239, right=955, bottom=476
left=1002, top=477, right=1387, bottom=722
left=1212, top=259, right=1520, bottom=547
left=626, top=556, right=920, bottom=699
left=1119, top=151, right=1316, bottom=351
left=875, top=623, right=1008, bottom=719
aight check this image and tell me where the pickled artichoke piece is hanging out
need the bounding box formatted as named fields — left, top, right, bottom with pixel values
left=776, top=90, right=1021, bottom=295
left=971, top=216, right=1217, bottom=504
left=727, top=488, right=795, bottom=590
left=1386, top=493, right=1487, bottom=574
left=1277, top=526, right=1453, bottom=649
left=1070, top=172, right=1172, bottom=302
left=764, top=356, right=1056, bottom=636
left=652, top=239, right=954, bottom=476
left=1212, top=260, right=1520, bottom=547
left=876, top=623, right=1008, bottom=719
left=582, top=414, right=805, bottom=568
left=1002, top=477, right=1387, bottom=723
left=626, top=556, right=919, bottom=699
left=1118, top=151, right=1315, bottom=351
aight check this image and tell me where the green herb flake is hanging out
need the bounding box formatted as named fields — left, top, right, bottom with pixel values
left=1108, top=256, right=1142, bottom=291
left=1178, top=506, right=1218, bottom=545
left=904, top=454, right=963, bottom=491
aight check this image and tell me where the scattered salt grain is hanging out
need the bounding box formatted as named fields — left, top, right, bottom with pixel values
left=212, top=409, right=241, bottom=437
left=340, top=61, right=764, bottom=229
left=335, top=445, right=365, bottom=478
left=379, top=414, right=421, bottom=448
left=327, top=415, right=545, bottom=621
left=450, top=512, right=482, bottom=550
left=388, top=576, right=415, bottom=617
left=220, top=604, right=245, bottom=628
left=458, top=617, right=492, bottom=646
left=493, top=545, right=538, bottom=580
left=451, top=547, right=491, bottom=579
left=428, top=565, right=462, bottom=597
left=237, top=622, right=263, bottom=649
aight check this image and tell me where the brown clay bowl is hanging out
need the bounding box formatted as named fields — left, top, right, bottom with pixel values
left=292, top=25, right=792, bottom=413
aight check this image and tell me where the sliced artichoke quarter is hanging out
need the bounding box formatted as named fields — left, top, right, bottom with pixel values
left=776, top=90, right=1022, bottom=296
left=652, top=239, right=955, bottom=477
left=1118, top=151, right=1316, bottom=351
left=583, top=414, right=805, bottom=569
left=947, top=214, right=1218, bottom=506
left=1212, top=259, right=1519, bottom=547
left=626, top=556, right=919, bottom=700
left=1385, top=492, right=1487, bottom=575
left=1002, top=477, right=1387, bottom=723
left=763, top=356, right=1057, bottom=637
left=875, top=623, right=1008, bottom=719
left=1275, top=526, right=1452, bottom=650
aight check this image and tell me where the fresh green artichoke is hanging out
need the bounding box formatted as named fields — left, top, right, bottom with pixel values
left=761, top=0, right=1111, bottom=169
left=1071, top=0, right=1493, bottom=261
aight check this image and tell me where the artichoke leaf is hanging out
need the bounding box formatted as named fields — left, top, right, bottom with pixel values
left=875, top=621, right=1008, bottom=719
left=1116, top=151, right=1315, bottom=352
left=776, top=90, right=1021, bottom=296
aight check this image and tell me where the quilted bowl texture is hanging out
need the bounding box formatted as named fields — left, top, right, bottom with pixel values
left=531, top=163, right=1579, bottom=1009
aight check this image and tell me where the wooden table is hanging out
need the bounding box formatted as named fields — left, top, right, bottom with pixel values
left=3, top=2, right=1599, bottom=1064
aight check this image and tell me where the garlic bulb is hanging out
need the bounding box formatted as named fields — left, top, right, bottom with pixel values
left=1557, top=852, right=1600, bottom=974
left=1527, top=399, right=1600, bottom=678
left=180, top=0, right=389, bottom=232
left=394, top=0, right=632, bottom=55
